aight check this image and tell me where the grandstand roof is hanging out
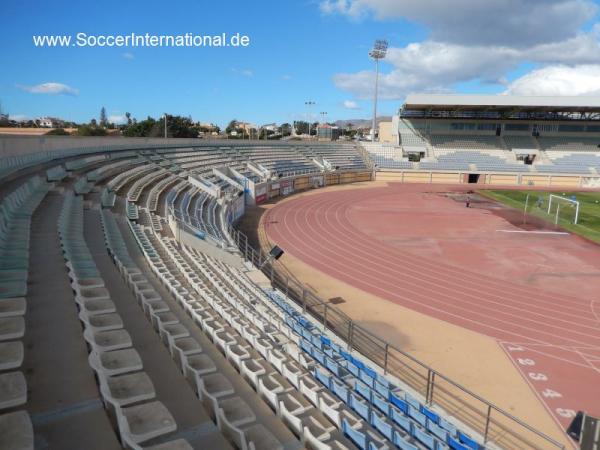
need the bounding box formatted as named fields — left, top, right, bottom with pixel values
left=402, top=94, right=600, bottom=114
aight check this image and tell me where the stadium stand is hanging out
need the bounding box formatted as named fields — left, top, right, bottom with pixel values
left=0, top=141, right=377, bottom=449
left=1, top=136, right=572, bottom=449
left=363, top=95, right=600, bottom=177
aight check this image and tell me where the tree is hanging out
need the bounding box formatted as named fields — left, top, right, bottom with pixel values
left=122, top=115, right=200, bottom=138
left=46, top=128, right=70, bottom=136
left=295, top=121, right=309, bottom=135
left=76, top=125, right=107, bottom=136
left=90, top=118, right=98, bottom=127
left=279, top=123, right=292, bottom=137
left=225, top=120, right=238, bottom=134
left=99, top=107, right=107, bottom=128
left=125, top=112, right=132, bottom=125
left=310, top=122, right=319, bottom=136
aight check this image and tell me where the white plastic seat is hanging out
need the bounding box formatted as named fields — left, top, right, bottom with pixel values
left=159, top=323, right=189, bottom=347
left=217, top=396, right=256, bottom=428
left=78, top=311, right=124, bottom=332
left=0, top=317, right=25, bottom=341
left=184, top=354, right=217, bottom=391
left=84, top=328, right=132, bottom=353
left=0, top=371, right=27, bottom=410
left=0, top=410, right=34, bottom=450
left=100, top=372, right=156, bottom=408
left=150, top=311, right=179, bottom=332
left=240, top=358, right=274, bottom=388
left=170, top=337, right=202, bottom=370
left=0, top=342, right=24, bottom=371
left=258, top=372, right=294, bottom=412
left=89, top=348, right=143, bottom=376
left=79, top=299, right=117, bottom=316
left=0, top=298, right=26, bottom=318
left=116, top=401, right=177, bottom=447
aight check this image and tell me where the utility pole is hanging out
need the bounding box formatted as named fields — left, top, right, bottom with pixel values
left=164, top=113, right=167, bottom=139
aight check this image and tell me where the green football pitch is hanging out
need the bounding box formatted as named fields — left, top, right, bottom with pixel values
left=480, top=189, right=600, bottom=244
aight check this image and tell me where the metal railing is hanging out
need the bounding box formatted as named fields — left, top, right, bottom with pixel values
left=226, top=223, right=568, bottom=450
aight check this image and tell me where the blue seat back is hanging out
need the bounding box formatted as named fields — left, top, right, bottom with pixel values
left=342, top=419, right=368, bottom=450
left=371, top=412, right=393, bottom=440
left=413, top=426, right=436, bottom=450
left=389, top=392, right=408, bottom=414
left=458, top=432, right=482, bottom=450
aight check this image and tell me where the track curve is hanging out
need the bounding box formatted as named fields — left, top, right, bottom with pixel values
left=264, top=183, right=600, bottom=434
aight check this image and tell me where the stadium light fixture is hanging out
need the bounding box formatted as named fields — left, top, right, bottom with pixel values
left=305, top=101, right=316, bottom=137
left=369, top=39, right=388, bottom=142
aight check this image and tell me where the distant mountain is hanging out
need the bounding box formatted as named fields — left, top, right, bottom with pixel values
left=333, top=116, right=392, bottom=129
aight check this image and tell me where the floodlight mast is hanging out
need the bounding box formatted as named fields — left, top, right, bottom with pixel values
left=369, top=39, right=388, bottom=142
left=305, top=101, right=316, bottom=137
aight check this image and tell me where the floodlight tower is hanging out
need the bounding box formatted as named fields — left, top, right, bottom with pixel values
left=305, top=101, right=316, bottom=137
left=369, top=39, right=388, bottom=142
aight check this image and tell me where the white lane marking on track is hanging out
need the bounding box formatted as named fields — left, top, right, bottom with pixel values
left=495, top=230, right=569, bottom=235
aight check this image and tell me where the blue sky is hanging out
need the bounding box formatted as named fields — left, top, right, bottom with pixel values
left=2, top=0, right=600, bottom=127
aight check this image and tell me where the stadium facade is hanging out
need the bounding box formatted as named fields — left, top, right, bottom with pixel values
left=368, top=95, right=600, bottom=187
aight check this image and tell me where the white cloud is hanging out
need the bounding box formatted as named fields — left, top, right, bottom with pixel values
left=108, top=114, right=127, bottom=124
left=282, top=74, right=292, bottom=80
left=505, top=65, right=600, bottom=96
left=232, top=68, right=253, bottom=77
left=320, top=0, right=597, bottom=47
left=343, top=100, right=361, bottom=109
left=322, top=0, right=600, bottom=100
left=16, top=82, right=79, bottom=96
left=333, top=41, right=521, bottom=99
left=332, top=35, right=600, bottom=100
left=122, top=52, right=135, bottom=60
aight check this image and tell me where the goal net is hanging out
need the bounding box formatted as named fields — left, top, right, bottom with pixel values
left=547, top=194, right=580, bottom=224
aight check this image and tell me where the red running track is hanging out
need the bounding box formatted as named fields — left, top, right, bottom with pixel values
left=264, top=183, right=600, bottom=437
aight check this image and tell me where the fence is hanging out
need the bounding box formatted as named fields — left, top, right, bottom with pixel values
left=226, top=223, right=567, bottom=450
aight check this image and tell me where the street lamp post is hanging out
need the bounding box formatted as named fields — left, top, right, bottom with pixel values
left=305, top=101, right=315, bottom=138
left=369, top=39, right=388, bottom=142
left=164, top=113, right=168, bottom=139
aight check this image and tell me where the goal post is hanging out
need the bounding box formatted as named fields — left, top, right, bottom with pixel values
left=547, top=194, right=580, bottom=224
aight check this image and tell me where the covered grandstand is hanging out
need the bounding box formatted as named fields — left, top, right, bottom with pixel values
left=364, top=95, right=600, bottom=187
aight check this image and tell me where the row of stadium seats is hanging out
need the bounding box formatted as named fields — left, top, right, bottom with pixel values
left=0, top=176, right=49, bottom=450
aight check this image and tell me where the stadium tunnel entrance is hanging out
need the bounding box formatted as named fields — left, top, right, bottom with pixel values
left=467, top=173, right=480, bottom=184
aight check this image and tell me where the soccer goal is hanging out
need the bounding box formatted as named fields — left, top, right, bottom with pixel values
left=547, top=194, right=580, bottom=224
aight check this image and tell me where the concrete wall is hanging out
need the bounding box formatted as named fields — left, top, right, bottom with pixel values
left=0, top=135, right=365, bottom=159
left=378, top=121, right=395, bottom=144
left=0, top=136, right=209, bottom=158
left=377, top=170, right=600, bottom=188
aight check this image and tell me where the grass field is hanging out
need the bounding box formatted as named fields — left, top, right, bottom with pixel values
left=481, top=189, right=600, bottom=244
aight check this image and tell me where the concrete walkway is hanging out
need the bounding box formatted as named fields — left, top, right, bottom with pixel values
left=84, top=207, right=233, bottom=449
left=24, top=189, right=121, bottom=450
